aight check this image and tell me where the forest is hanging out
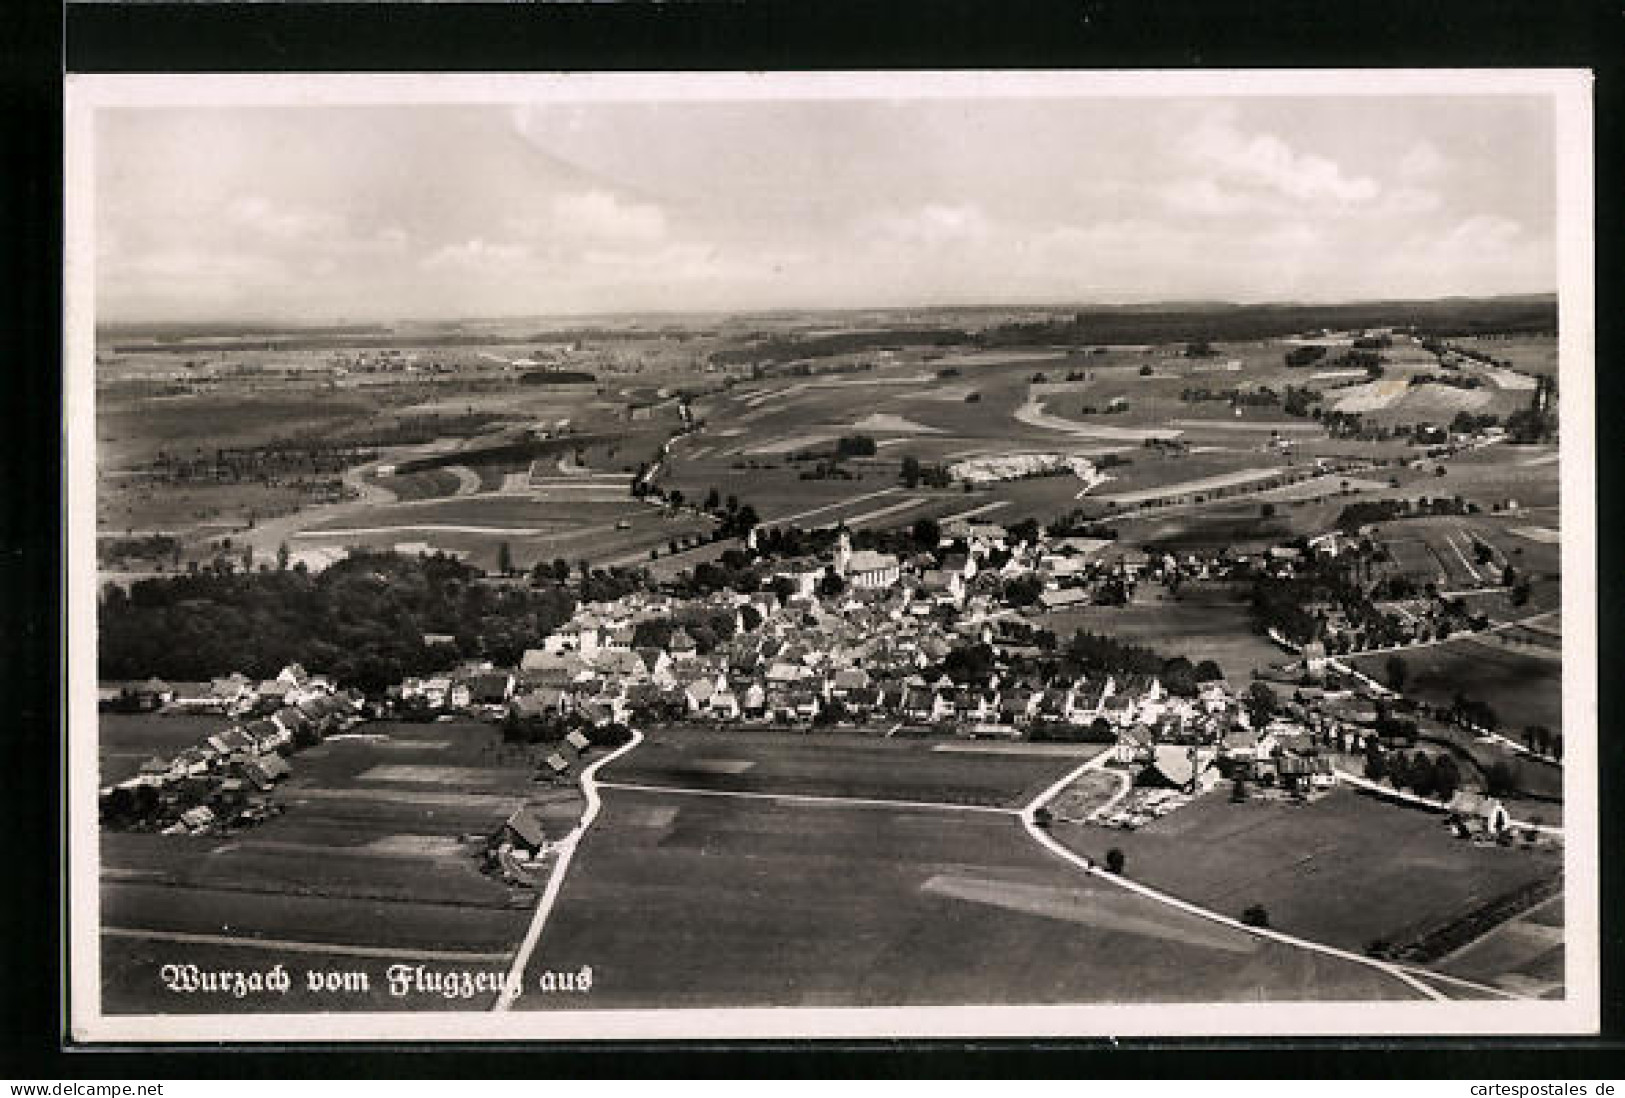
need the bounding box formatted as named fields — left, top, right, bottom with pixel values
left=99, top=550, right=577, bottom=692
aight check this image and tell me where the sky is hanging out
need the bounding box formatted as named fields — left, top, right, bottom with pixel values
left=93, top=93, right=1558, bottom=323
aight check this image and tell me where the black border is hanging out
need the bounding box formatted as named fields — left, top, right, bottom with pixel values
left=7, top=0, right=1620, bottom=1079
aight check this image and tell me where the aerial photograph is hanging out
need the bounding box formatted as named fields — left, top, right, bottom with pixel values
left=72, top=75, right=1588, bottom=1036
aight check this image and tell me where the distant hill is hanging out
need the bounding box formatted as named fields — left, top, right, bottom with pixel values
left=980, top=295, right=1557, bottom=347
left=710, top=295, right=1556, bottom=366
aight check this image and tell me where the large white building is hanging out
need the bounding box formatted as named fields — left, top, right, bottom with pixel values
left=835, top=534, right=901, bottom=589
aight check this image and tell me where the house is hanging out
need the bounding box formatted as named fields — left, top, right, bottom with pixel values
left=210, top=674, right=256, bottom=714
left=179, top=806, right=216, bottom=832
left=741, top=683, right=767, bottom=719
left=422, top=677, right=453, bottom=709
left=1219, top=726, right=1268, bottom=765
left=1136, top=745, right=1218, bottom=792
left=1114, top=732, right=1154, bottom=765
left=271, top=705, right=312, bottom=744
left=787, top=688, right=822, bottom=722
left=255, top=679, right=293, bottom=710
left=684, top=676, right=717, bottom=713
left=667, top=628, right=698, bottom=661
left=830, top=667, right=871, bottom=696
left=259, top=753, right=293, bottom=781
left=999, top=688, right=1037, bottom=726
left=919, top=570, right=965, bottom=605
left=565, top=729, right=591, bottom=753
left=1038, top=587, right=1090, bottom=611
left=467, top=672, right=516, bottom=708
left=497, top=808, right=548, bottom=856
left=766, top=661, right=807, bottom=685
left=243, top=718, right=288, bottom=753
left=1448, top=791, right=1512, bottom=834
left=509, top=689, right=563, bottom=721
left=959, top=688, right=1001, bottom=723
left=708, top=687, right=742, bottom=721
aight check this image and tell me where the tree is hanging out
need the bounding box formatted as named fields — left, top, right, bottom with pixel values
left=1230, top=777, right=1249, bottom=803
left=498, top=542, right=514, bottom=576
left=911, top=517, right=941, bottom=550
left=1161, top=656, right=1198, bottom=697
left=1484, top=760, right=1518, bottom=797
left=276, top=541, right=290, bottom=571
left=1242, top=904, right=1270, bottom=928
left=1406, top=751, right=1436, bottom=797
left=1246, top=682, right=1277, bottom=727
left=1363, top=743, right=1387, bottom=782
left=1002, top=574, right=1045, bottom=608
left=1105, top=848, right=1126, bottom=874
left=1260, top=502, right=1276, bottom=519
left=1432, top=754, right=1462, bottom=801
left=1194, top=659, right=1225, bottom=683
left=817, top=568, right=846, bottom=599
left=900, top=455, right=922, bottom=489
left=704, top=487, right=721, bottom=511
left=1385, top=655, right=1408, bottom=692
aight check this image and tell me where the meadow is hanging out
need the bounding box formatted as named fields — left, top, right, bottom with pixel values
left=1055, top=786, right=1562, bottom=962
left=526, top=735, right=1421, bottom=1007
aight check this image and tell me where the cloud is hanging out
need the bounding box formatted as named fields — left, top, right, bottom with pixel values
left=1186, top=111, right=1380, bottom=205
left=1397, top=140, right=1449, bottom=181
left=225, top=195, right=343, bottom=241
left=871, top=203, right=992, bottom=245
left=513, top=190, right=669, bottom=249
left=419, top=238, right=531, bottom=272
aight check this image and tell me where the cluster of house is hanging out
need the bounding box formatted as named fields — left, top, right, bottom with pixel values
left=98, top=664, right=363, bottom=834
left=361, top=525, right=1348, bottom=799
left=101, top=663, right=348, bottom=719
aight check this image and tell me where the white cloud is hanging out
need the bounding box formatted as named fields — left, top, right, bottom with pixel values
left=871, top=203, right=992, bottom=245
left=513, top=190, right=669, bottom=248
left=225, top=195, right=342, bottom=241
left=1186, top=112, right=1380, bottom=204
left=1398, top=140, right=1449, bottom=181
left=419, top=238, right=531, bottom=272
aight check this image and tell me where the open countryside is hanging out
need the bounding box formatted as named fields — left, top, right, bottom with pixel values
left=97, top=295, right=1570, bottom=1015
left=84, top=85, right=1584, bottom=1033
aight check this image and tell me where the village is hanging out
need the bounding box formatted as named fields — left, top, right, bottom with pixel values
left=100, top=504, right=1545, bottom=851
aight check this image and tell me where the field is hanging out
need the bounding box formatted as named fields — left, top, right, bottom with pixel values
left=522, top=731, right=1422, bottom=1007
left=1449, top=335, right=1560, bottom=378
left=601, top=726, right=1103, bottom=808
left=100, top=713, right=230, bottom=785
left=1031, top=583, right=1289, bottom=681
left=1053, top=787, right=1562, bottom=968
left=284, top=495, right=713, bottom=573
left=1348, top=637, right=1562, bottom=735
left=1436, top=893, right=1565, bottom=998
left=99, top=718, right=579, bottom=1014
